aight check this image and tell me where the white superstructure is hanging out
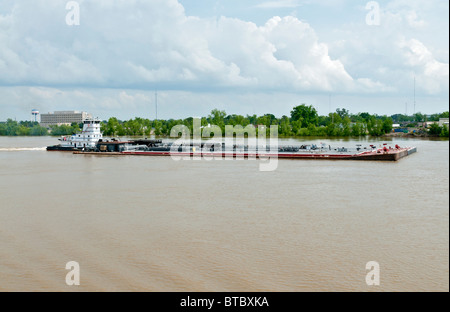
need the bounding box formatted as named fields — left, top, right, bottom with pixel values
left=59, top=119, right=103, bottom=149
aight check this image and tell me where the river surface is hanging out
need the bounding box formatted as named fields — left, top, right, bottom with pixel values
left=0, top=136, right=448, bottom=292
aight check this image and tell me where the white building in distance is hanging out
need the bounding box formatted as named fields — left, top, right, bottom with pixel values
left=439, top=118, right=449, bottom=128
left=40, top=111, right=93, bottom=128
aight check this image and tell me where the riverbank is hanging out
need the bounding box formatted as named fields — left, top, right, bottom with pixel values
left=1, top=133, right=448, bottom=141
left=383, top=132, right=449, bottom=139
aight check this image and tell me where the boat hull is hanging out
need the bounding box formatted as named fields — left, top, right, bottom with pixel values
left=73, top=147, right=417, bottom=161
left=47, top=145, right=79, bottom=152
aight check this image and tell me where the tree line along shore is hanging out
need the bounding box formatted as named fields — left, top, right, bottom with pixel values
left=1, top=104, right=449, bottom=138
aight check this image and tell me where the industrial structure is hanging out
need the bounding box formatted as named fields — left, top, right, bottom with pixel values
left=31, top=109, right=40, bottom=122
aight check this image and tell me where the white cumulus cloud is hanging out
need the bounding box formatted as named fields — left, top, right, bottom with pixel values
left=0, top=0, right=380, bottom=93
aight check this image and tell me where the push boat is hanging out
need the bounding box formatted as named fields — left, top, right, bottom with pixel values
left=46, top=119, right=103, bottom=151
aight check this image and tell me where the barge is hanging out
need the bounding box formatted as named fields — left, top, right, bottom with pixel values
left=73, top=140, right=417, bottom=161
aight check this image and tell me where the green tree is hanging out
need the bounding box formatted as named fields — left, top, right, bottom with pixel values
left=30, top=125, right=48, bottom=136
left=381, top=117, right=393, bottom=134
left=367, top=117, right=384, bottom=136
left=307, top=123, right=317, bottom=136
left=342, top=116, right=351, bottom=136
left=0, top=123, right=6, bottom=135
left=440, top=125, right=449, bottom=137
left=429, top=114, right=441, bottom=122
left=123, top=118, right=145, bottom=136
left=50, top=124, right=75, bottom=136
left=183, top=117, right=194, bottom=134
left=428, top=123, right=442, bottom=136
left=71, top=122, right=81, bottom=134
left=358, top=112, right=371, bottom=122
left=391, top=114, right=412, bottom=123
left=414, top=112, right=425, bottom=122
left=291, top=120, right=302, bottom=135
left=153, top=120, right=163, bottom=136
left=209, top=109, right=226, bottom=130
left=330, top=112, right=342, bottom=126
left=17, top=125, right=30, bottom=136
left=278, top=116, right=291, bottom=136
left=291, top=104, right=319, bottom=128
left=103, top=117, right=120, bottom=136
left=318, top=115, right=330, bottom=127
left=326, top=123, right=337, bottom=136
left=5, top=119, right=19, bottom=135
left=351, top=122, right=365, bottom=136
left=336, top=108, right=350, bottom=119
left=244, top=114, right=256, bottom=125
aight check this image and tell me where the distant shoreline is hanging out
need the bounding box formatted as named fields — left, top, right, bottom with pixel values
left=1, top=134, right=448, bottom=141
left=2, top=104, right=448, bottom=139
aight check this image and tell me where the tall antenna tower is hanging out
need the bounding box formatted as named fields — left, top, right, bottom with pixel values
left=329, top=93, right=334, bottom=123
left=329, top=94, right=331, bottom=114
left=414, top=76, right=416, bottom=115
left=155, top=90, right=158, bottom=120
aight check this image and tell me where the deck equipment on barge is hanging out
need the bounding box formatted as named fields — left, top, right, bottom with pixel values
left=74, top=140, right=417, bottom=161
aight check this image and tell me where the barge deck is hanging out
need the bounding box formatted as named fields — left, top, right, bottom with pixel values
left=73, top=146, right=417, bottom=161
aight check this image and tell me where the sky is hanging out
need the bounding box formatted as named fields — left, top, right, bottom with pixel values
left=0, top=0, right=448, bottom=121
